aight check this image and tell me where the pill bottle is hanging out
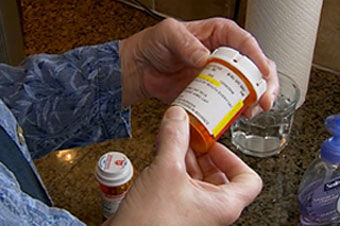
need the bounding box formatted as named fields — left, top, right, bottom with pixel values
left=172, top=47, right=267, bottom=153
left=95, top=152, right=135, bottom=219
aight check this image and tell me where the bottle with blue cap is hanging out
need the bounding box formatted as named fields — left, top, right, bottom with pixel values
left=298, top=115, right=340, bottom=226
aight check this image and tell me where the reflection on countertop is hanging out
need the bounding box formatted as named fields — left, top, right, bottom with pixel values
left=20, top=0, right=340, bottom=225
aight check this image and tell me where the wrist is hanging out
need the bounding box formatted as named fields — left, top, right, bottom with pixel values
left=119, top=39, right=145, bottom=107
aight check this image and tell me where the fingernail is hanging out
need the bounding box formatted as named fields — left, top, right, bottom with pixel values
left=250, top=105, right=263, bottom=117
left=262, top=58, right=272, bottom=77
left=165, top=106, right=187, bottom=120
left=270, top=93, right=278, bottom=108
left=192, top=49, right=209, bottom=66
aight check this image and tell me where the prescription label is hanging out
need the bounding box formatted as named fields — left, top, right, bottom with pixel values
left=101, top=192, right=126, bottom=218
left=173, top=62, right=250, bottom=138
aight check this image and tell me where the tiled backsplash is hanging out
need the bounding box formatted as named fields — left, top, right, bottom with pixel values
left=120, top=0, right=339, bottom=73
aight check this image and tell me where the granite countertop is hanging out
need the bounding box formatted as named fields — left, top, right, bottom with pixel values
left=20, top=0, right=340, bottom=225
left=220, top=68, right=340, bottom=225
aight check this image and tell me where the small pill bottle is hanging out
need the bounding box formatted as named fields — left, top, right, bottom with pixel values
left=172, top=47, right=267, bottom=153
left=95, top=152, right=135, bottom=219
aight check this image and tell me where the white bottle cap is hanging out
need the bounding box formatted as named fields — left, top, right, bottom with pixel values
left=211, top=47, right=267, bottom=102
left=95, top=152, right=134, bottom=187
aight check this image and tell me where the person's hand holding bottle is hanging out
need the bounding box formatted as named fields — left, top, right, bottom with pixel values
left=120, top=17, right=279, bottom=117
left=105, top=17, right=277, bottom=225
left=104, top=106, right=262, bottom=226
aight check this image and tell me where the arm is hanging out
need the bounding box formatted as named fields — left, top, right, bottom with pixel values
left=0, top=41, right=131, bottom=159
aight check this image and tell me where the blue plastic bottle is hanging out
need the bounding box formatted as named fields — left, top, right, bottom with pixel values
left=298, top=115, right=340, bottom=226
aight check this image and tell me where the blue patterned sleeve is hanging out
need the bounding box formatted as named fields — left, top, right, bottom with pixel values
left=0, top=41, right=131, bottom=159
left=0, top=163, right=85, bottom=226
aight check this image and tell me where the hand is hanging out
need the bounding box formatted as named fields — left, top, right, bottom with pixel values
left=105, top=106, right=263, bottom=226
left=120, top=18, right=279, bottom=116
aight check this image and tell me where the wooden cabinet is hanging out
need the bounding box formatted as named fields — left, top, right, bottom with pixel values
left=0, top=0, right=24, bottom=65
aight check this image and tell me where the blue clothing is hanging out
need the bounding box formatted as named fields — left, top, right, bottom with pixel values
left=0, top=41, right=131, bottom=225
left=0, top=125, right=52, bottom=206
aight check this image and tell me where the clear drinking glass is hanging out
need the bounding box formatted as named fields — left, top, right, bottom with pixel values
left=230, top=72, right=300, bottom=157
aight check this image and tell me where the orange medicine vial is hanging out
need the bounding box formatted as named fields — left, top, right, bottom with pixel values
left=172, top=47, right=267, bottom=153
left=95, top=152, right=134, bottom=219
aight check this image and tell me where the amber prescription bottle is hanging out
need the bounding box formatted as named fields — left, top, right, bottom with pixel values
left=95, top=152, right=134, bottom=219
left=173, top=47, right=267, bottom=153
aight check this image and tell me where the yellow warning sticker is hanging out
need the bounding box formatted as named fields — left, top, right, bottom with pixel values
left=198, top=74, right=221, bottom=87
left=212, top=99, right=244, bottom=137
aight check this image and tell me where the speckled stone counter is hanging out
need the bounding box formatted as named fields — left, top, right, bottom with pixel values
left=220, top=68, right=340, bottom=225
left=19, top=0, right=340, bottom=225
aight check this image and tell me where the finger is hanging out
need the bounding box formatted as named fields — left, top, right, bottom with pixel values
left=258, top=59, right=279, bottom=111
left=197, top=153, right=228, bottom=185
left=243, top=104, right=263, bottom=119
left=158, top=18, right=210, bottom=67
left=209, top=143, right=262, bottom=189
left=185, top=18, right=279, bottom=111
left=244, top=59, right=278, bottom=117
left=185, top=148, right=203, bottom=180
left=208, top=143, right=262, bottom=206
left=156, top=106, right=190, bottom=169
left=208, top=143, right=256, bottom=179
left=185, top=18, right=268, bottom=74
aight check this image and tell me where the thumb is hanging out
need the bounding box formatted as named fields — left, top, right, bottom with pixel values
left=156, top=106, right=190, bottom=168
left=162, top=19, right=210, bottom=67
